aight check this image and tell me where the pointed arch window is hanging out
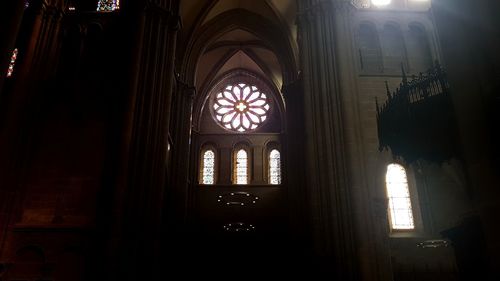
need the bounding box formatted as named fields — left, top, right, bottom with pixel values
left=6, top=48, right=19, bottom=78
left=201, top=149, right=216, bottom=185
left=97, top=0, right=120, bottom=11
left=358, top=23, right=383, bottom=73
left=234, top=149, right=248, bottom=185
left=386, top=164, right=415, bottom=230
left=269, top=149, right=281, bottom=185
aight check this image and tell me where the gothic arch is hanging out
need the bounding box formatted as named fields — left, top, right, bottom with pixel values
left=193, top=69, right=286, bottom=133
left=179, top=8, right=298, bottom=87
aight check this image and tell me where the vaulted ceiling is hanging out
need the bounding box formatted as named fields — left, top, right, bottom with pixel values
left=178, top=0, right=298, bottom=94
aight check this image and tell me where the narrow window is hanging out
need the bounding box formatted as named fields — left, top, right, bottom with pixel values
left=97, top=0, right=120, bottom=11
left=269, top=149, right=281, bottom=185
left=386, top=164, right=415, bottom=230
left=201, top=150, right=215, bottom=185
left=234, top=149, right=248, bottom=185
left=6, top=48, right=19, bottom=78
left=358, top=23, right=383, bottom=73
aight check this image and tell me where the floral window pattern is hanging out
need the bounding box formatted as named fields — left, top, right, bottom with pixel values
left=97, top=0, right=120, bottom=11
left=269, top=149, right=281, bottom=185
left=213, top=83, right=270, bottom=132
left=201, top=150, right=215, bottom=184
left=6, top=48, right=18, bottom=78
left=234, top=149, right=248, bottom=184
left=386, top=164, right=415, bottom=230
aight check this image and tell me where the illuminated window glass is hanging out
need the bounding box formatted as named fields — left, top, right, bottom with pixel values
left=386, top=164, right=415, bottom=230
left=6, top=48, right=19, bottom=78
left=97, top=0, right=120, bottom=11
left=234, top=149, right=248, bottom=185
left=269, top=149, right=281, bottom=185
left=213, top=83, right=270, bottom=132
left=201, top=149, right=215, bottom=184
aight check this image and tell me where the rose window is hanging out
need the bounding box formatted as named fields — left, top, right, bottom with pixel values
left=213, top=83, right=270, bottom=132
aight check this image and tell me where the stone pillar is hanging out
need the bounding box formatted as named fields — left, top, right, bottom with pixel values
left=282, top=77, right=308, bottom=246
left=0, top=0, right=65, bottom=256
left=332, top=2, right=394, bottom=281
left=296, top=0, right=357, bottom=278
left=166, top=79, right=195, bottom=232
left=113, top=1, right=180, bottom=280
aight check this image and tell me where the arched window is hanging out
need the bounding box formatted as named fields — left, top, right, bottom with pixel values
left=407, top=24, right=433, bottom=73
left=381, top=24, right=407, bottom=72
left=386, top=164, right=415, bottom=230
left=233, top=149, right=248, bottom=185
left=201, top=149, right=216, bottom=184
left=97, top=0, right=120, bottom=11
left=357, top=23, right=383, bottom=73
left=269, top=149, right=281, bottom=185
left=6, top=48, right=19, bottom=78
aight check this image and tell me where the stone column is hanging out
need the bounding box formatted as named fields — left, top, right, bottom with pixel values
left=165, top=79, right=195, bottom=232
left=0, top=0, right=65, bottom=256
left=282, top=77, right=308, bottom=246
left=113, top=1, right=180, bottom=280
left=333, top=2, right=394, bottom=281
left=296, top=0, right=357, bottom=278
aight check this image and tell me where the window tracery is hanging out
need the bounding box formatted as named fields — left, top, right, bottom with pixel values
left=201, top=149, right=215, bottom=184
left=97, top=0, right=120, bottom=11
left=234, top=149, right=248, bottom=184
left=269, top=149, right=281, bottom=185
left=212, top=83, right=270, bottom=132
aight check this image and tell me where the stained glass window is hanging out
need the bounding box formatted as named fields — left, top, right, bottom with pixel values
left=234, top=149, right=248, bottom=184
left=97, top=0, right=120, bottom=12
left=213, top=83, right=270, bottom=132
left=201, top=150, right=215, bottom=184
left=386, top=164, right=415, bottom=230
left=269, top=149, right=281, bottom=185
left=6, top=48, right=19, bottom=78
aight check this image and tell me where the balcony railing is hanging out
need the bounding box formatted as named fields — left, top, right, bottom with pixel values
left=376, top=63, right=460, bottom=163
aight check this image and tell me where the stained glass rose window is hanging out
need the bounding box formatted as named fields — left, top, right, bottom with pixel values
left=212, top=83, right=270, bottom=132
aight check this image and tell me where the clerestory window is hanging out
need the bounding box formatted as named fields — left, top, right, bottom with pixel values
left=269, top=149, right=281, bottom=185
left=386, top=163, right=415, bottom=230
left=233, top=149, right=248, bottom=185
left=200, top=149, right=216, bottom=185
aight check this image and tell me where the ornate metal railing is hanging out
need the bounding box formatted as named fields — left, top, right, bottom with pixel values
left=376, top=63, right=460, bottom=163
